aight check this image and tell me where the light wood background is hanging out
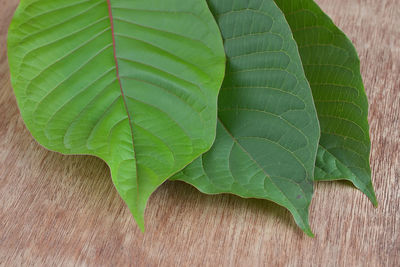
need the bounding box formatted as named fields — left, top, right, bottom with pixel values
left=0, top=0, right=399, bottom=266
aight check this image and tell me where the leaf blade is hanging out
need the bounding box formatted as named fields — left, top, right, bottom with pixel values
left=274, top=0, right=377, bottom=205
left=172, top=0, right=320, bottom=235
left=7, top=0, right=226, bottom=229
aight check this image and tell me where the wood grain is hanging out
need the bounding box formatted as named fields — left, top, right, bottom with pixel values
left=0, top=0, right=399, bottom=266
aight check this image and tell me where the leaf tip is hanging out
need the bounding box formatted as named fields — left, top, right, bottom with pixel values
left=138, top=222, right=146, bottom=233
left=371, top=196, right=378, bottom=208
left=304, top=227, right=315, bottom=238
left=131, top=209, right=146, bottom=232
left=364, top=183, right=378, bottom=208
left=132, top=211, right=146, bottom=233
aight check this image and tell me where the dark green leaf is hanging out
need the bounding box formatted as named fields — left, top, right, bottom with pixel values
left=274, top=0, right=377, bottom=206
left=172, top=0, right=320, bottom=236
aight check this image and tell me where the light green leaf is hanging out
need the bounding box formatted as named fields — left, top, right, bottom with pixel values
left=274, top=0, right=377, bottom=206
left=7, top=0, right=225, bottom=230
left=171, top=0, right=320, bottom=236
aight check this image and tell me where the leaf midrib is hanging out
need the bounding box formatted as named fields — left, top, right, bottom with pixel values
left=106, top=0, right=139, bottom=200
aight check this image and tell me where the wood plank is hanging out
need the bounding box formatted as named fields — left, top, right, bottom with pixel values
left=0, top=0, right=398, bottom=266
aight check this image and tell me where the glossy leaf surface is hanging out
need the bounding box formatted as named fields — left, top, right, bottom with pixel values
left=172, top=0, right=320, bottom=236
left=7, top=0, right=225, bottom=230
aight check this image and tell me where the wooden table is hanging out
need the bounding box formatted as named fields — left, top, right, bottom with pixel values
left=1, top=0, right=399, bottom=266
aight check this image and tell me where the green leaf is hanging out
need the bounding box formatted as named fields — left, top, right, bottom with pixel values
left=7, top=0, right=225, bottom=230
left=171, top=0, right=320, bottom=236
left=274, top=0, right=377, bottom=206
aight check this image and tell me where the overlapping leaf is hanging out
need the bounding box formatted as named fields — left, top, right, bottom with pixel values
left=274, top=0, right=376, bottom=205
left=7, top=0, right=225, bottom=230
left=171, top=0, right=320, bottom=236
left=8, top=0, right=375, bottom=237
left=172, top=0, right=376, bottom=235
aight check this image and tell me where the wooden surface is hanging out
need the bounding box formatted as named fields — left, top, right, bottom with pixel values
left=0, top=0, right=399, bottom=266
